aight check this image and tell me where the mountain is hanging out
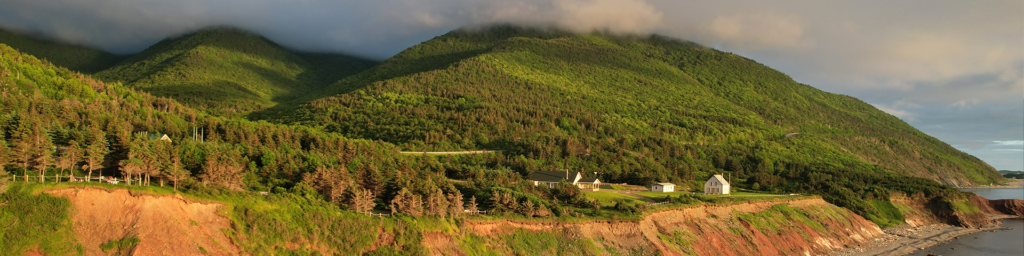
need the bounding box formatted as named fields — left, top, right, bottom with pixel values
left=0, top=25, right=1009, bottom=243
left=94, top=28, right=377, bottom=117
left=0, top=27, right=124, bottom=73
left=269, top=25, right=1003, bottom=217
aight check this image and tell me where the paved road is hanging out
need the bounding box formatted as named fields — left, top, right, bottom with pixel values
left=399, top=150, right=503, bottom=155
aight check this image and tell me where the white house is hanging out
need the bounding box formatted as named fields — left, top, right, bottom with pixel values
left=651, top=183, right=675, bottom=192
left=704, top=174, right=730, bottom=194
left=148, top=133, right=172, bottom=143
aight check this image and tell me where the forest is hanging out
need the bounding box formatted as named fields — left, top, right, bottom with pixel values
left=0, top=25, right=1005, bottom=230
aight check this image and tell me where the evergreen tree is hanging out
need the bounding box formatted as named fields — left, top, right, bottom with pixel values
left=349, top=188, right=375, bottom=214
left=119, top=158, right=143, bottom=186
left=9, top=118, right=34, bottom=182
left=55, top=145, right=72, bottom=183
left=0, top=140, right=12, bottom=189
left=200, top=150, right=245, bottom=191
left=64, top=141, right=82, bottom=180
left=163, top=154, right=190, bottom=191
left=466, top=196, right=478, bottom=214
left=447, top=189, right=464, bottom=217
left=29, top=123, right=53, bottom=183
left=84, top=129, right=109, bottom=182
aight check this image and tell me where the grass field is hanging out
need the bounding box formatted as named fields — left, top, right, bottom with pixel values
left=631, top=191, right=694, bottom=201
left=584, top=191, right=648, bottom=207
left=597, top=184, right=647, bottom=191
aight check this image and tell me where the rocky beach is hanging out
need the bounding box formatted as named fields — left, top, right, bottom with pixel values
left=832, top=215, right=1017, bottom=256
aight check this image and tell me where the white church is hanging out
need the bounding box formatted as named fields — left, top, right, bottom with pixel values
left=704, top=174, right=730, bottom=195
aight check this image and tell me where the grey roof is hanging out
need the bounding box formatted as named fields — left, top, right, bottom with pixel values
left=578, top=178, right=600, bottom=183
left=710, top=175, right=730, bottom=186
left=530, top=171, right=580, bottom=183
left=655, top=183, right=675, bottom=186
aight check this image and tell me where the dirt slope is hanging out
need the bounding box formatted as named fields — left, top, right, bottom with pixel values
left=448, top=198, right=883, bottom=256
left=46, top=188, right=240, bottom=256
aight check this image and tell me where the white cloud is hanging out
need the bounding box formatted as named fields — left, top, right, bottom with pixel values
left=871, top=104, right=915, bottom=121
left=707, top=14, right=812, bottom=50
left=993, top=140, right=1024, bottom=146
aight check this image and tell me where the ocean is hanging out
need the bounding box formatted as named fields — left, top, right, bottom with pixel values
left=906, top=185, right=1024, bottom=256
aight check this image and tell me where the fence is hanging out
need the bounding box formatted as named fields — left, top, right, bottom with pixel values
left=11, top=175, right=133, bottom=184
left=646, top=202, right=668, bottom=207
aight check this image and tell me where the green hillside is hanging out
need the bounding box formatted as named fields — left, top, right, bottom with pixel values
left=94, top=28, right=376, bottom=118
left=269, top=26, right=1002, bottom=215
left=0, top=43, right=668, bottom=253
left=0, top=28, right=124, bottom=73
left=0, top=24, right=1002, bottom=239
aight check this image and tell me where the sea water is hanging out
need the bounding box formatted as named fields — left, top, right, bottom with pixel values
left=906, top=185, right=1024, bottom=256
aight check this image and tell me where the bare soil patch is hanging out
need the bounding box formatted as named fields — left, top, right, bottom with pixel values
left=46, top=188, right=241, bottom=256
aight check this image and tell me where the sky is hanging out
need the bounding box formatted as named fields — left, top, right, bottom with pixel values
left=0, top=0, right=1021, bottom=170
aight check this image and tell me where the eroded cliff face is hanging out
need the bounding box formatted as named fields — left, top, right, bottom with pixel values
left=428, top=198, right=884, bottom=256
left=46, top=188, right=240, bottom=256
left=890, top=194, right=1024, bottom=229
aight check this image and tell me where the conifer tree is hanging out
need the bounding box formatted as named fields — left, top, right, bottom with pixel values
left=85, top=129, right=110, bottom=182
left=55, top=145, right=72, bottom=183
left=0, top=140, right=12, bottom=188
left=119, top=158, right=143, bottom=186
left=200, top=150, right=245, bottom=191
left=466, top=196, right=479, bottom=214
left=9, top=118, right=33, bottom=182
left=163, top=154, right=190, bottom=191
left=359, top=164, right=384, bottom=196
left=447, top=189, right=464, bottom=217
left=64, top=141, right=82, bottom=180
left=349, top=188, right=375, bottom=214
left=302, top=166, right=351, bottom=204
left=425, top=187, right=448, bottom=217
left=29, top=124, right=53, bottom=183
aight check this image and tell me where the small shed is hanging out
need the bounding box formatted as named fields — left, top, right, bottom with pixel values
left=651, top=183, right=675, bottom=192
left=578, top=178, right=601, bottom=191
left=704, top=174, right=730, bottom=195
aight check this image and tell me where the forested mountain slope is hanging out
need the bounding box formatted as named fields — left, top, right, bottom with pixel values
left=0, top=44, right=637, bottom=254
left=94, top=28, right=377, bottom=117
left=274, top=26, right=1000, bottom=196
left=0, top=28, right=124, bottom=74
left=0, top=25, right=1002, bottom=238
left=0, top=43, right=402, bottom=191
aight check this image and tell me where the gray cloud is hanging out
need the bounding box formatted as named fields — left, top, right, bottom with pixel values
left=0, top=0, right=664, bottom=58
left=0, top=0, right=1020, bottom=170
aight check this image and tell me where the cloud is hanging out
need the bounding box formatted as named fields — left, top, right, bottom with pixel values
left=380, top=0, right=664, bottom=33
left=994, top=140, right=1024, bottom=146
left=871, top=104, right=915, bottom=121
left=551, top=0, right=662, bottom=33
left=0, top=0, right=663, bottom=58
left=706, top=14, right=812, bottom=50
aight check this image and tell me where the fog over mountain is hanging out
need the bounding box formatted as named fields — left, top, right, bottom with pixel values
left=0, top=0, right=1020, bottom=170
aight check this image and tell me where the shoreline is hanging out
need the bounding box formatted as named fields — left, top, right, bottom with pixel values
left=832, top=215, right=1019, bottom=256
left=956, top=179, right=1024, bottom=189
